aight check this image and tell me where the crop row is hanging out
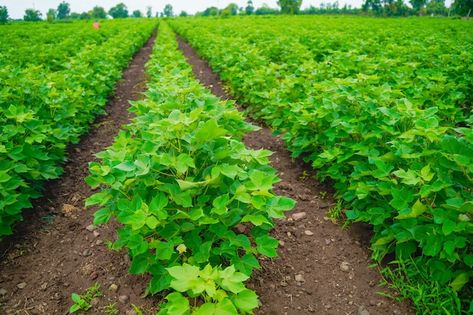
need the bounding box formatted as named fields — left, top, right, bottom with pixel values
left=86, top=21, right=295, bottom=314
left=170, top=16, right=473, bottom=313
left=0, top=20, right=157, bottom=237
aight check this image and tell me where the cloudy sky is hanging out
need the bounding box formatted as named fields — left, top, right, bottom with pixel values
left=3, top=0, right=364, bottom=18
left=1, top=0, right=455, bottom=18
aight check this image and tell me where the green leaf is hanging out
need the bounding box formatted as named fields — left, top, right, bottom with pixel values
left=441, top=219, right=456, bottom=236
left=149, top=193, right=169, bottom=220
left=114, top=162, right=136, bottom=172
left=255, top=235, right=279, bottom=257
left=157, top=292, right=190, bottom=315
left=219, top=265, right=249, bottom=294
left=175, top=154, right=195, bottom=175
left=193, top=299, right=238, bottom=315
left=194, top=119, right=227, bottom=143
left=93, top=208, right=112, bottom=225
left=231, top=289, right=259, bottom=313
left=449, top=273, right=469, bottom=292
left=156, top=241, right=174, bottom=260
left=167, top=264, right=200, bottom=292
left=393, top=169, right=420, bottom=186
left=396, top=200, right=427, bottom=219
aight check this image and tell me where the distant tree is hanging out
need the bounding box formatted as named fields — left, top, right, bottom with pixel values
left=80, top=12, right=91, bottom=19
left=146, top=6, right=153, bottom=18
left=179, top=11, right=188, bottom=16
left=277, top=0, right=302, bottom=13
left=255, top=4, right=280, bottom=14
left=0, top=6, right=8, bottom=23
left=109, top=3, right=128, bottom=18
left=362, top=0, right=383, bottom=13
left=246, top=0, right=255, bottom=14
left=46, top=8, right=56, bottom=22
left=426, top=0, right=447, bottom=14
left=69, top=12, right=80, bottom=19
left=91, top=6, right=107, bottom=19
left=227, top=3, right=240, bottom=15
left=410, top=0, right=427, bottom=13
left=163, top=4, right=173, bottom=17
left=132, top=10, right=143, bottom=18
left=452, top=0, right=473, bottom=15
left=57, top=1, right=71, bottom=19
left=24, top=9, right=42, bottom=21
left=200, top=6, right=219, bottom=16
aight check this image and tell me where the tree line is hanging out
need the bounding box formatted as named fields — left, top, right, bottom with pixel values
left=0, top=2, right=172, bottom=23
left=0, top=0, right=471, bottom=24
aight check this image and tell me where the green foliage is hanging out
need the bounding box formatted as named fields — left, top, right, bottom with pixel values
left=170, top=16, right=473, bottom=313
left=23, top=9, right=42, bottom=21
left=0, top=20, right=157, bottom=238
left=164, top=4, right=174, bottom=17
left=452, top=0, right=473, bottom=15
left=133, top=10, right=143, bottom=18
left=109, top=3, right=128, bottom=19
left=57, top=1, right=71, bottom=20
left=91, top=6, right=107, bottom=19
left=0, top=6, right=8, bottom=24
left=277, top=0, right=303, bottom=14
left=158, top=264, right=259, bottom=315
left=86, top=22, right=294, bottom=314
left=69, top=283, right=102, bottom=313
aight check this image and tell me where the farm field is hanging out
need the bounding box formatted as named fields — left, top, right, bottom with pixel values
left=170, top=16, right=473, bottom=314
left=0, top=13, right=471, bottom=315
left=0, top=19, right=157, bottom=237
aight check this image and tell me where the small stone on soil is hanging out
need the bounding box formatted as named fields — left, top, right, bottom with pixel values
left=82, top=249, right=92, bottom=257
left=340, top=261, right=350, bottom=272
left=119, top=295, right=129, bottom=303
left=294, top=274, right=305, bottom=282
left=109, top=284, right=119, bottom=292
left=304, top=230, right=314, bottom=236
left=292, top=212, right=307, bottom=221
left=93, top=231, right=100, bottom=237
left=17, top=282, right=27, bottom=289
left=86, top=224, right=96, bottom=232
left=358, top=305, right=370, bottom=315
left=0, top=288, right=7, bottom=296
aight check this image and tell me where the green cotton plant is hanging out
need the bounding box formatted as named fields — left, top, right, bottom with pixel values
left=168, top=16, right=473, bottom=313
left=0, top=19, right=157, bottom=237
left=158, top=264, right=259, bottom=315
left=86, top=22, right=295, bottom=314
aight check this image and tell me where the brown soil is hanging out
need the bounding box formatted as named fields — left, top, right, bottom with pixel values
left=177, top=36, right=413, bottom=315
left=0, top=33, right=158, bottom=315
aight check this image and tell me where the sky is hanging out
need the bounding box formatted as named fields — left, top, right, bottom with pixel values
left=3, top=0, right=361, bottom=19
left=0, top=0, right=455, bottom=19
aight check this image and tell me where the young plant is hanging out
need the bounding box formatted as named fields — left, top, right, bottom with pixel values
left=69, top=283, right=103, bottom=314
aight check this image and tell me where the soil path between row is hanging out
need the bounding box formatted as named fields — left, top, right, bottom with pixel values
left=0, top=32, right=158, bottom=315
left=176, top=35, right=412, bottom=315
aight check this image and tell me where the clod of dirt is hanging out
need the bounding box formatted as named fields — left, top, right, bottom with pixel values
left=358, top=305, right=370, bottom=315
left=16, top=282, right=26, bottom=289
left=294, top=274, right=305, bottom=283
left=119, top=295, right=129, bottom=303
left=0, top=288, right=7, bottom=296
left=291, top=212, right=307, bottom=221
left=340, top=261, right=350, bottom=272
left=86, top=224, right=96, bottom=232
left=109, top=284, right=119, bottom=292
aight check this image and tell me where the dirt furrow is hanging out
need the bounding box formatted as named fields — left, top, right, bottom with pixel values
left=0, top=33, right=158, bottom=315
left=176, top=36, right=412, bottom=315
